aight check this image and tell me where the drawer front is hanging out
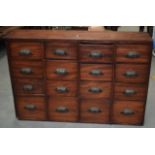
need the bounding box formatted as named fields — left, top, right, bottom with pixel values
left=47, top=81, right=77, bottom=97
left=46, top=42, right=77, bottom=59
left=80, top=81, right=112, bottom=98
left=46, top=61, right=78, bottom=80
left=115, top=83, right=147, bottom=101
left=80, top=64, right=113, bottom=81
left=13, top=79, right=44, bottom=95
left=48, top=97, right=78, bottom=122
left=80, top=99, right=110, bottom=123
left=116, top=45, right=151, bottom=63
left=116, top=64, right=149, bottom=83
left=112, top=101, right=145, bottom=125
left=9, top=42, right=44, bottom=60
left=80, top=44, right=113, bottom=62
left=16, top=96, right=46, bottom=120
left=11, top=61, right=44, bottom=78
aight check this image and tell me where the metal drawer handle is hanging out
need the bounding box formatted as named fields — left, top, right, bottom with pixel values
left=23, top=84, right=33, bottom=91
left=90, top=69, right=103, bottom=76
left=124, top=71, right=138, bottom=77
left=124, top=89, right=136, bottom=96
left=20, top=68, right=32, bottom=74
left=126, top=51, right=140, bottom=58
left=56, top=86, right=68, bottom=93
left=89, top=87, right=102, bottom=93
left=24, top=104, right=36, bottom=111
left=89, top=51, right=103, bottom=58
left=54, top=49, right=67, bottom=56
left=121, top=108, right=135, bottom=115
left=56, top=106, right=69, bottom=113
left=19, top=49, right=32, bottom=56
left=88, top=107, right=102, bottom=113
left=55, top=68, right=68, bottom=75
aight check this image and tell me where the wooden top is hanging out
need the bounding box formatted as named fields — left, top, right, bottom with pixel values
left=4, top=30, right=152, bottom=43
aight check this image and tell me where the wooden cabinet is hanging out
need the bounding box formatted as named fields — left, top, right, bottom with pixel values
left=5, top=30, right=152, bottom=125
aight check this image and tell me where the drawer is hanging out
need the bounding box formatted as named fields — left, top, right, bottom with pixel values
left=9, top=42, right=44, bottom=60
left=16, top=96, right=46, bottom=120
left=46, top=81, right=77, bottom=97
left=13, top=79, right=44, bottom=95
left=80, top=99, right=110, bottom=123
left=116, top=64, right=149, bottom=83
left=46, top=42, right=77, bottom=59
left=80, top=81, right=112, bottom=98
left=80, top=44, right=113, bottom=62
left=116, top=45, right=151, bottom=63
left=48, top=97, right=78, bottom=122
left=80, top=64, right=113, bottom=81
left=11, top=61, right=44, bottom=78
left=112, top=100, right=145, bottom=125
left=46, top=61, right=78, bottom=80
left=115, top=83, right=147, bottom=101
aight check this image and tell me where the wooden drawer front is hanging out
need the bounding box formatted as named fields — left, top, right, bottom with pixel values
left=116, top=45, right=150, bottom=63
left=48, top=97, right=78, bottom=122
left=9, top=42, right=44, bottom=60
left=112, top=101, right=145, bottom=125
left=16, top=96, right=46, bottom=120
left=80, top=99, right=110, bottom=123
left=46, top=61, right=78, bottom=80
left=80, top=82, right=112, bottom=98
left=46, top=42, right=77, bottom=59
left=116, top=64, right=149, bottom=83
left=11, top=61, right=44, bottom=78
left=13, top=79, right=44, bottom=95
left=80, top=64, right=113, bottom=81
left=47, top=81, right=77, bottom=97
left=80, top=44, right=113, bottom=62
left=115, top=83, right=147, bottom=101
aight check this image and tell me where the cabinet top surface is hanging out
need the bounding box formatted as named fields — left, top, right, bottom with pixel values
left=4, top=30, right=152, bottom=43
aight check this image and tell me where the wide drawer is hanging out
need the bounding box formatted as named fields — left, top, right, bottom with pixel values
left=11, top=61, right=44, bottom=78
left=116, top=64, right=149, bottom=83
left=48, top=97, right=78, bottom=122
left=46, top=42, right=77, bottom=60
left=115, top=83, right=147, bottom=101
left=80, top=44, right=113, bottom=62
left=13, top=79, right=44, bottom=95
left=80, top=81, right=112, bottom=98
left=112, top=100, right=145, bottom=125
left=80, top=99, right=110, bottom=123
left=80, top=64, right=113, bottom=81
left=9, top=41, right=44, bottom=60
left=16, top=96, right=46, bottom=120
left=116, top=45, right=151, bottom=63
left=46, top=60, right=78, bottom=80
left=46, top=81, right=77, bottom=97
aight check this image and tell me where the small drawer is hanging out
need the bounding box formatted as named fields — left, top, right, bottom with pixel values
left=48, top=97, right=78, bottom=122
left=46, top=60, right=78, bottom=80
left=116, top=64, right=149, bottom=83
left=16, top=96, right=46, bottom=120
left=116, top=45, right=151, bottom=63
left=115, top=83, right=147, bottom=101
left=80, top=99, right=110, bottom=123
left=11, top=61, right=44, bottom=78
left=80, top=64, right=113, bottom=81
left=13, top=79, right=44, bottom=95
left=9, top=41, right=44, bottom=60
left=46, top=81, right=77, bottom=97
left=80, top=44, right=113, bottom=62
left=46, top=42, right=77, bottom=59
left=112, top=100, right=145, bottom=125
left=80, top=81, right=112, bottom=99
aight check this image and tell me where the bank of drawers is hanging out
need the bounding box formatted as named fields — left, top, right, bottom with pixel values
left=8, top=41, right=151, bottom=125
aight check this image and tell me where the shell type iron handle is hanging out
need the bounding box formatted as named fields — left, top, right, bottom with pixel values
left=88, top=107, right=102, bottom=113
left=56, top=86, right=68, bottom=93
left=124, top=89, right=136, bottom=96
left=124, top=71, right=138, bottom=77
left=55, top=68, right=68, bottom=75
left=19, top=49, right=32, bottom=56
left=56, top=106, right=69, bottom=113
left=23, top=85, right=33, bottom=91
left=89, top=51, right=103, bottom=58
left=121, top=108, right=135, bottom=115
left=90, top=69, right=103, bottom=76
left=24, top=104, right=36, bottom=111
left=126, top=51, right=140, bottom=58
left=20, top=68, right=32, bottom=74
left=89, top=87, right=102, bottom=93
left=54, top=49, right=67, bottom=56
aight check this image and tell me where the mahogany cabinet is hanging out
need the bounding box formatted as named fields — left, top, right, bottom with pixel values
left=5, top=30, right=152, bottom=125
